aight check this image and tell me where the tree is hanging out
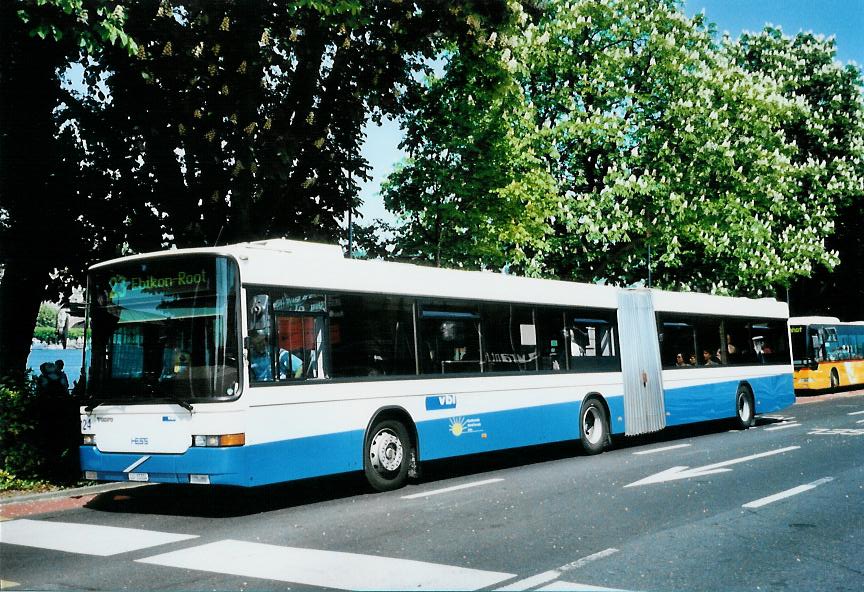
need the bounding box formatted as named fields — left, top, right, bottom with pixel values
left=0, top=0, right=136, bottom=380
left=382, top=0, right=864, bottom=300
left=729, top=27, right=864, bottom=318
left=382, top=4, right=557, bottom=270
left=0, top=0, right=514, bottom=378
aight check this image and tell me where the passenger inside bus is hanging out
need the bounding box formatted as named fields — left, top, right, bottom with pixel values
left=675, top=353, right=689, bottom=367
left=703, top=349, right=719, bottom=366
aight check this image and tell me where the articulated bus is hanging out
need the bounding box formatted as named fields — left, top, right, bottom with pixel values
left=79, top=240, right=794, bottom=491
left=790, top=316, right=864, bottom=392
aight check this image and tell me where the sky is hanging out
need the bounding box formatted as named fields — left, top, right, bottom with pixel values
left=356, top=0, right=864, bottom=224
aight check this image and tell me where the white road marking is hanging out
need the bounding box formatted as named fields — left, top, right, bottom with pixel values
left=138, top=539, right=514, bottom=591
left=401, top=478, right=504, bottom=500
left=856, top=419, right=864, bottom=424
left=632, top=444, right=691, bottom=455
left=624, top=446, right=800, bottom=487
left=1, top=580, right=21, bottom=590
left=0, top=519, right=197, bottom=556
left=538, top=582, right=624, bottom=591
left=847, top=410, right=864, bottom=416
left=557, top=548, right=620, bottom=572
left=808, top=428, right=864, bottom=436
left=497, top=549, right=619, bottom=591
left=742, top=477, right=834, bottom=509
left=496, top=570, right=560, bottom=591
left=763, top=422, right=802, bottom=431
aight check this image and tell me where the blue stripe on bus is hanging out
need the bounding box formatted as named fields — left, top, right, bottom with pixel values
left=81, top=372, right=792, bottom=487
left=663, top=373, right=794, bottom=427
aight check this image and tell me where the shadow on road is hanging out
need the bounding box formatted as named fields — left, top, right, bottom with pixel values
left=84, top=473, right=371, bottom=518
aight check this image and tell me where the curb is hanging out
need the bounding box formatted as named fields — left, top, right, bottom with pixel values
left=0, top=481, right=151, bottom=506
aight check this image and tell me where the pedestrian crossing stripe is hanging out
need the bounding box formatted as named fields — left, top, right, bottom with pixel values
left=0, top=519, right=198, bottom=556
left=137, top=539, right=515, bottom=591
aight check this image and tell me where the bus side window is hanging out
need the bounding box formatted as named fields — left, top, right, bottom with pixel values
left=535, top=307, right=567, bottom=371
left=247, top=292, right=275, bottom=382
left=566, top=311, right=619, bottom=371
left=418, top=303, right=481, bottom=374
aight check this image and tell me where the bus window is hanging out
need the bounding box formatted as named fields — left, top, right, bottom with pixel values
left=481, top=304, right=536, bottom=373
left=328, top=293, right=416, bottom=378
left=693, top=318, right=723, bottom=366
left=535, top=307, right=567, bottom=371
left=749, top=319, right=790, bottom=365
left=724, top=320, right=757, bottom=365
left=272, top=291, right=328, bottom=380
left=658, top=319, right=697, bottom=369
left=419, top=303, right=481, bottom=374
left=566, top=311, right=619, bottom=371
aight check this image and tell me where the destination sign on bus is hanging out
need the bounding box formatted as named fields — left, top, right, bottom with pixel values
left=109, top=270, right=209, bottom=300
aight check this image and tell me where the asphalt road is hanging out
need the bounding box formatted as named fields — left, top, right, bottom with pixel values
left=2, top=390, right=863, bottom=591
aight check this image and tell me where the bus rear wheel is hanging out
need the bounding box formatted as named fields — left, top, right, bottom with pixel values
left=580, top=399, right=609, bottom=455
left=733, top=385, right=755, bottom=430
left=364, top=419, right=411, bottom=492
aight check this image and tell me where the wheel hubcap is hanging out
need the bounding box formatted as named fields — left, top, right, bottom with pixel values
left=370, top=429, right=403, bottom=473
left=583, top=408, right=602, bottom=445
left=739, top=395, right=751, bottom=422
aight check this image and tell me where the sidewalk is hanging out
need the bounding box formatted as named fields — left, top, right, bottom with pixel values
left=0, top=481, right=151, bottom=520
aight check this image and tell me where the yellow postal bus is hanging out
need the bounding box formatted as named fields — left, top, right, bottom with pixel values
left=790, top=316, right=864, bottom=391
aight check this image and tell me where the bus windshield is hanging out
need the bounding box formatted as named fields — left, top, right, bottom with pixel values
left=84, top=255, right=240, bottom=403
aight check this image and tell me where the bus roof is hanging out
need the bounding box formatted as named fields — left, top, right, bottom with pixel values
left=788, top=316, right=842, bottom=325
left=90, top=239, right=789, bottom=318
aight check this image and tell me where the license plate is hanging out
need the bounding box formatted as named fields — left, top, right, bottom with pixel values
left=128, top=472, right=149, bottom=482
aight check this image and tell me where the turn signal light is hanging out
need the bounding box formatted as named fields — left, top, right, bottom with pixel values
left=82, top=434, right=96, bottom=446
left=192, top=433, right=245, bottom=447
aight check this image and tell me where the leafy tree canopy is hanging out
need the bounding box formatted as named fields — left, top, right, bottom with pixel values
left=382, top=0, right=864, bottom=300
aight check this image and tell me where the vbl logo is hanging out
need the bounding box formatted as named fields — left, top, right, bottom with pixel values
left=426, top=394, right=457, bottom=411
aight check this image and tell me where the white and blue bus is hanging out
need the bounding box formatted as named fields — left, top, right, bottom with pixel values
left=79, top=240, right=794, bottom=491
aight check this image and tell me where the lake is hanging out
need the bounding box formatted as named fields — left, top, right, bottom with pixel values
left=28, top=348, right=85, bottom=388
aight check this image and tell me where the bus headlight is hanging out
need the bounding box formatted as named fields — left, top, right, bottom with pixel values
left=192, top=433, right=245, bottom=447
left=82, top=434, right=96, bottom=446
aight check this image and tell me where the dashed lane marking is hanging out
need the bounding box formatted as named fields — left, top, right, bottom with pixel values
left=401, top=478, right=504, bottom=500
left=0, top=581, right=20, bottom=590
left=138, top=539, right=515, bottom=591
left=742, top=477, right=834, bottom=509
left=0, top=519, right=197, bottom=556
left=632, top=444, right=691, bottom=455
left=763, top=422, right=802, bottom=431
left=496, top=549, right=620, bottom=591
left=847, top=410, right=864, bottom=416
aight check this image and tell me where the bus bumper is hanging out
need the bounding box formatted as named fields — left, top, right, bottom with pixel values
left=79, top=445, right=248, bottom=486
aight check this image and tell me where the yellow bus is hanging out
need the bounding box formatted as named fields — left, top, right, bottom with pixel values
left=791, top=316, right=864, bottom=391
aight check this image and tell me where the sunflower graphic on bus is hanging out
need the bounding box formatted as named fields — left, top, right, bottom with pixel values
left=449, top=416, right=483, bottom=437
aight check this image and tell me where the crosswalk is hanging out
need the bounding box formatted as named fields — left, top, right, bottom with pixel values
left=0, top=519, right=197, bottom=556
left=0, top=519, right=626, bottom=591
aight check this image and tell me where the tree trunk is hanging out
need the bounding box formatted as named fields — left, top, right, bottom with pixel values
left=0, top=258, right=49, bottom=380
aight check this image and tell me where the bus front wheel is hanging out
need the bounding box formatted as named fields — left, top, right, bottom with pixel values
left=580, top=399, right=609, bottom=455
left=364, top=419, right=411, bottom=492
left=733, top=386, right=755, bottom=430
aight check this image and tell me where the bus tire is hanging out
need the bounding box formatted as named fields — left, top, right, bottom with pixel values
left=580, top=398, right=609, bottom=455
left=733, top=385, right=755, bottom=430
left=830, top=369, right=840, bottom=390
left=364, top=419, right=411, bottom=492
